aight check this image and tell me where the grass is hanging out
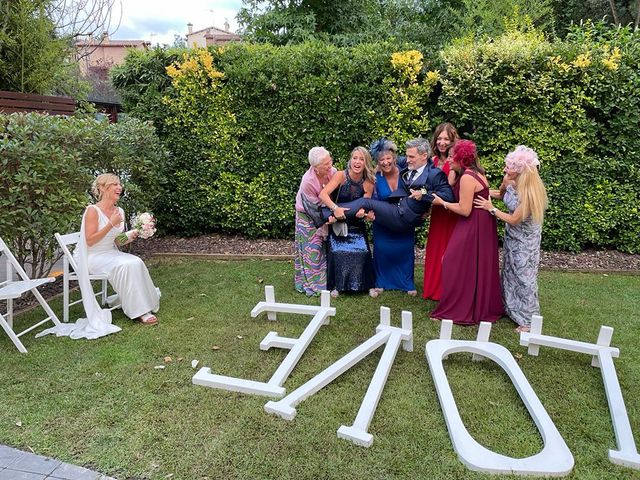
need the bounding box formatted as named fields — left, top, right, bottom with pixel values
left=1, top=258, right=639, bottom=480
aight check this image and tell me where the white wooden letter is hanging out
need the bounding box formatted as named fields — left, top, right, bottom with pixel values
left=193, top=287, right=335, bottom=398
left=520, top=319, right=640, bottom=470
left=266, top=308, right=412, bottom=447
left=425, top=321, right=574, bottom=476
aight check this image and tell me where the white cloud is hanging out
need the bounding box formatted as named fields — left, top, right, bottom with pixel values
left=111, top=0, right=242, bottom=46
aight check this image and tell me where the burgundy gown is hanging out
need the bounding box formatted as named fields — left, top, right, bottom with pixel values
left=431, top=170, right=504, bottom=325
left=423, top=158, right=458, bottom=300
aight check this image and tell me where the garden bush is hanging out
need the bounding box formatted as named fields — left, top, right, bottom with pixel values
left=112, top=23, right=640, bottom=252
left=435, top=22, right=640, bottom=252
left=110, top=47, right=185, bottom=138
left=0, top=113, right=167, bottom=275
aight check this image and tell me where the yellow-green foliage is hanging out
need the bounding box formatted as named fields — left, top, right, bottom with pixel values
left=159, top=48, right=242, bottom=234
left=112, top=23, right=640, bottom=251
left=372, top=50, right=438, bottom=146
left=438, top=22, right=640, bottom=252
left=164, top=48, right=238, bottom=154
left=148, top=42, right=403, bottom=237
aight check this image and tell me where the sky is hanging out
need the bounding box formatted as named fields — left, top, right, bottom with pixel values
left=111, top=0, right=244, bottom=46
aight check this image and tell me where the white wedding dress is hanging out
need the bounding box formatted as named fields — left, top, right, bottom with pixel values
left=37, top=205, right=160, bottom=341
left=85, top=206, right=160, bottom=319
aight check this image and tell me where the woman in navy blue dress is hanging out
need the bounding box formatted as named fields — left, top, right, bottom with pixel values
left=319, top=147, right=376, bottom=297
left=369, top=138, right=416, bottom=295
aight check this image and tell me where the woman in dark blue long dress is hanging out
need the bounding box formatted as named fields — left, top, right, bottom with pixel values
left=369, top=138, right=416, bottom=294
left=319, top=147, right=376, bottom=297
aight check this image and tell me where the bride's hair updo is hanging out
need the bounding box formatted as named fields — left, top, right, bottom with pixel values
left=92, top=173, right=120, bottom=201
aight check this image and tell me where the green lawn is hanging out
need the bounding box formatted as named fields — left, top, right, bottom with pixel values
left=1, top=259, right=639, bottom=480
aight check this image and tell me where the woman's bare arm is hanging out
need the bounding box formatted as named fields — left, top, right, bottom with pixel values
left=84, top=207, right=122, bottom=247
left=432, top=174, right=477, bottom=217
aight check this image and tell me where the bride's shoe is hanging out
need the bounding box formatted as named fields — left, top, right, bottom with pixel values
left=139, top=312, right=158, bottom=325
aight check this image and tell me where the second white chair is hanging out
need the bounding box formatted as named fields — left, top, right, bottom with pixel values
left=54, top=232, right=121, bottom=323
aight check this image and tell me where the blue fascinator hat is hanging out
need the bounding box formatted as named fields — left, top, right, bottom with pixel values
left=369, top=137, right=397, bottom=162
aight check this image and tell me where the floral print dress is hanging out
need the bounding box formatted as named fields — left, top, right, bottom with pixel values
left=501, top=185, right=542, bottom=327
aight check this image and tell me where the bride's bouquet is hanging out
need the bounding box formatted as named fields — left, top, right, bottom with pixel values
left=132, top=212, right=157, bottom=239
left=116, top=212, right=156, bottom=244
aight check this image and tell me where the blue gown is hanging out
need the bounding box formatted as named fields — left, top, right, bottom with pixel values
left=326, top=173, right=375, bottom=292
left=372, top=171, right=416, bottom=291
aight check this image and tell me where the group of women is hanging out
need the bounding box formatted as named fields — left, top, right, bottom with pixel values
left=294, top=124, right=548, bottom=332
left=295, top=143, right=415, bottom=300
left=41, top=127, right=547, bottom=341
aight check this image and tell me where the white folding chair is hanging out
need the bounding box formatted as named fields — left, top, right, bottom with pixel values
left=0, top=236, right=62, bottom=353
left=54, top=232, right=120, bottom=323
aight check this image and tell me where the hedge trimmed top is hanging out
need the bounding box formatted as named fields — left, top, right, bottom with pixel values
left=102, top=23, right=638, bottom=252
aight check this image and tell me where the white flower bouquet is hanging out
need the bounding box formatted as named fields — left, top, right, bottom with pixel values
left=116, top=212, right=157, bottom=244
left=133, top=212, right=157, bottom=239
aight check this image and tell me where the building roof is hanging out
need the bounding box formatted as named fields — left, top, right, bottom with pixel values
left=188, top=26, right=240, bottom=41
left=75, top=39, right=150, bottom=48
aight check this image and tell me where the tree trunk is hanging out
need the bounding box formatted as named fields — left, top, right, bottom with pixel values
left=608, top=0, right=620, bottom=24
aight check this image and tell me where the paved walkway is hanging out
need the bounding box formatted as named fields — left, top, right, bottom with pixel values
left=0, top=445, right=116, bottom=480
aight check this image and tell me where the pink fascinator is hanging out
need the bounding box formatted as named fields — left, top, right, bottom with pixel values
left=505, top=145, right=540, bottom=173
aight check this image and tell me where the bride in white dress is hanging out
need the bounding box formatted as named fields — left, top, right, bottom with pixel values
left=37, top=174, right=160, bottom=341
left=83, top=174, right=160, bottom=324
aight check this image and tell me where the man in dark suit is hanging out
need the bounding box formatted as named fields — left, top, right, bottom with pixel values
left=318, top=138, right=455, bottom=233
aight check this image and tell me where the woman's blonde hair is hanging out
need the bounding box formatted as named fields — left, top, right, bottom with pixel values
left=348, top=146, right=375, bottom=184
left=517, top=166, right=548, bottom=224
left=91, top=173, right=120, bottom=201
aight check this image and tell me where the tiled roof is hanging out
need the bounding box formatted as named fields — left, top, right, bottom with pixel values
left=75, top=39, right=150, bottom=47
left=188, top=26, right=240, bottom=40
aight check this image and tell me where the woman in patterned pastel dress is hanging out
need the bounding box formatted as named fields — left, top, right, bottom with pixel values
left=294, top=147, right=337, bottom=295
left=474, top=145, right=548, bottom=333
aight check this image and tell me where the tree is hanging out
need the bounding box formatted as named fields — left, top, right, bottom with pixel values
left=47, top=0, right=121, bottom=38
left=171, top=33, right=186, bottom=48
left=0, top=0, right=71, bottom=93
left=236, top=0, right=555, bottom=48
left=237, top=0, right=639, bottom=48
left=49, top=0, right=123, bottom=61
left=447, top=0, right=555, bottom=39
left=549, top=0, right=640, bottom=36
left=0, top=0, right=120, bottom=95
left=237, top=0, right=396, bottom=45
left=605, top=0, right=640, bottom=29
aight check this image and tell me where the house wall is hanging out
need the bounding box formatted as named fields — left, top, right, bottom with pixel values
left=77, top=39, right=149, bottom=76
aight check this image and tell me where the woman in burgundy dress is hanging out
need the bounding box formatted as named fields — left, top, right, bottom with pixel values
left=423, top=123, right=459, bottom=300
left=431, top=140, right=504, bottom=325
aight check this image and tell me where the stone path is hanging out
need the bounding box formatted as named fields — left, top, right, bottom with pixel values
left=0, top=445, right=116, bottom=480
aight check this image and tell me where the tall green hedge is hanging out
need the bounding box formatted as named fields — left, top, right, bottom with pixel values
left=114, top=42, right=438, bottom=238
left=437, top=23, right=640, bottom=252
left=112, top=23, right=640, bottom=252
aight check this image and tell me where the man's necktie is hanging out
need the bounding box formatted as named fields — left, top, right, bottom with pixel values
left=406, top=170, right=417, bottom=184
